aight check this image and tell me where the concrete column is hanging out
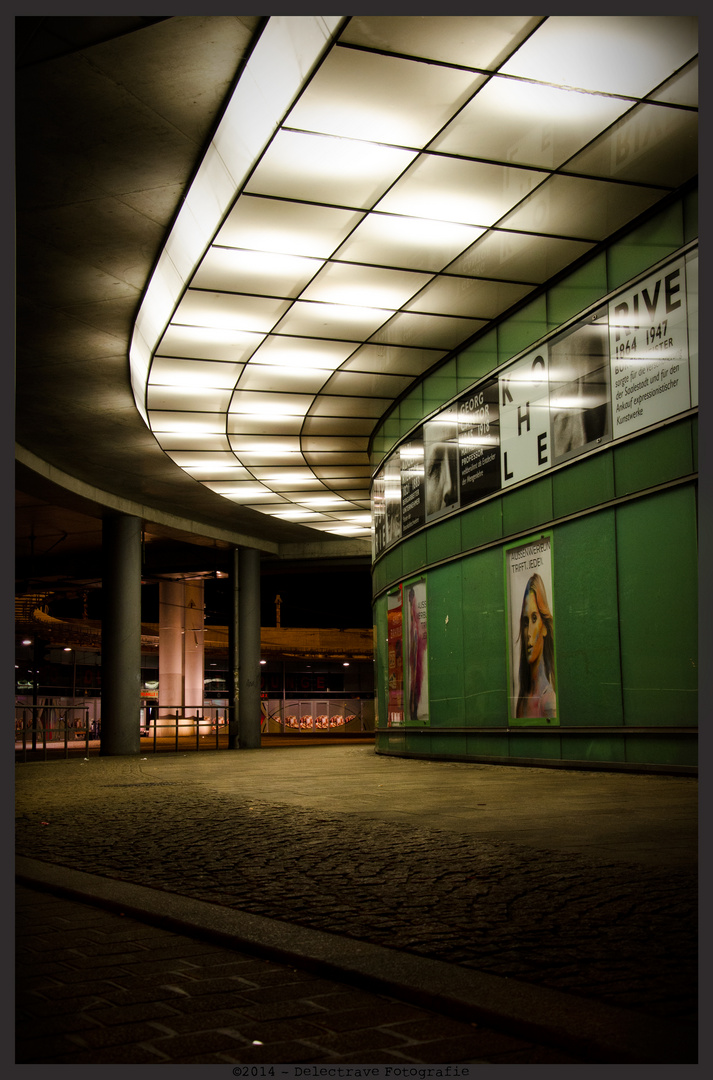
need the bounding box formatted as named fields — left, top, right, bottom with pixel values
left=159, top=579, right=184, bottom=721
left=238, top=546, right=261, bottom=749
left=101, top=513, right=141, bottom=756
left=228, top=548, right=240, bottom=749
left=183, top=578, right=204, bottom=720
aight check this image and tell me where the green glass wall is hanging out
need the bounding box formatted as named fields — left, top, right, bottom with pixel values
left=372, top=192, right=697, bottom=772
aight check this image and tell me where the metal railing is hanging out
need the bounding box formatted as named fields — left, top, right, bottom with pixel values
left=140, top=707, right=230, bottom=752
left=15, top=704, right=92, bottom=761
left=15, top=700, right=374, bottom=760
left=264, top=698, right=374, bottom=733
left=14, top=704, right=232, bottom=758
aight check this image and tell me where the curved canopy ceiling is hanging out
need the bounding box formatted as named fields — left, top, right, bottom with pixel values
left=131, top=14, right=698, bottom=541
left=16, top=15, right=698, bottom=563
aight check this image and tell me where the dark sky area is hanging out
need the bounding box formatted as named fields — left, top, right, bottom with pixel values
left=46, top=567, right=374, bottom=631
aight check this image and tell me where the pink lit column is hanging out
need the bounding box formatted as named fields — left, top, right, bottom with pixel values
left=183, top=578, right=205, bottom=724
left=159, top=579, right=184, bottom=725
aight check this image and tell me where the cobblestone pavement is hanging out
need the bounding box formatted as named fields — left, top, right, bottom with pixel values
left=16, top=883, right=585, bottom=1065
left=15, top=748, right=698, bottom=1024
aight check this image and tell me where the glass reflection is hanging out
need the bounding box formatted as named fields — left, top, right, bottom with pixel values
left=424, top=415, right=460, bottom=520
left=548, top=309, right=611, bottom=462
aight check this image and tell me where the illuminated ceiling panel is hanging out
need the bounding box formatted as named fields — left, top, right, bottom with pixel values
left=444, top=231, right=596, bottom=283
left=561, top=103, right=699, bottom=188
left=285, top=47, right=485, bottom=146
left=244, top=130, right=417, bottom=208
left=130, top=14, right=697, bottom=541
left=333, top=213, right=485, bottom=273
left=339, top=15, right=543, bottom=69
left=405, top=277, right=534, bottom=319
left=498, top=15, right=698, bottom=97
left=499, top=175, right=664, bottom=240
left=430, top=76, right=632, bottom=170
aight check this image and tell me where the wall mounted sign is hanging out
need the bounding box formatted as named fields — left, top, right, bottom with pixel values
left=386, top=589, right=404, bottom=727
left=504, top=533, right=558, bottom=726
left=372, top=245, right=697, bottom=559
left=403, top=577, right=428, bottom=726
left=609, top=256, right=690, bottom=437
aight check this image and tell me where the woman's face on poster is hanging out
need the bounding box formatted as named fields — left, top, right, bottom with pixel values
left=386, top=494, right=401, bottom=542
left=425, top=434, right=458, bottom=516
left=521, top=590, right=546, bottom=666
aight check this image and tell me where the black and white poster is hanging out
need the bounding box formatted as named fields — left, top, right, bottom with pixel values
left=423, top=409, right=460, bottom=521
left=549, top=307, right=611, bottom=464
left=457, top=378, right=500, bottom=506
left=499, top=348, right=550, bottom=488
left=609, top=256, right=691, bottom=438
left=400, top=433, right=425, bottom=535
left=384, top=454, right=402, bottom=548
left=371, top=247, right=697, bottom=554
left=372, top=466, right=386, bottom=558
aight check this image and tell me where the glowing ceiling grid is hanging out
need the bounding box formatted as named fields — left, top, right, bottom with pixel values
left=131, top=15, right=698, bottom=538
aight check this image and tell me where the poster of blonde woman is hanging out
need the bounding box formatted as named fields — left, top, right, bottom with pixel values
left=505, top=534, right=558, bottom=725
left=403, top=578, right=428, bottom=725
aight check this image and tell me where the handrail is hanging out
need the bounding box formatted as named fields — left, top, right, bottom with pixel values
left=14, top=704, right=91, bottom=761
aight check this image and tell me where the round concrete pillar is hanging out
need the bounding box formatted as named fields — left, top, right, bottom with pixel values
left=101, top=513, right=141, bottom=756
left=159, top=579, right=184, bottom=720
left=238, top=546, right=261, bottom=749
left=228, top=548, right=240, bottom=749
left=183, top=578, right=205, bottom=718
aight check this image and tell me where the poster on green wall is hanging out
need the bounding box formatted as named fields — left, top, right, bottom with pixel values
left=424, top=409, right=460, bottom=520
left=371, top=245, right=697, bottom=561
left=609, top=255, right=691, bottom=438
left=499, top=347, right=551, bottom=489
left=372, top=466, right=386, bottom=559
left=505, top=533, right=558, bottom=726
left=400, top=431, right=425, bottom=535
left=403, top=578, right=428, bottom=725
left=386, top=589, right=404, bottom=727
left=384, top=454, right=402, bottom=547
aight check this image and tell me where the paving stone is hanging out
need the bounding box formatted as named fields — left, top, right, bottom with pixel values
left=238, top=982, right=345, bottom=1006
left=15, top=992, right=106, bottom=1018
left=314, top=1003, right=429, bottom=1033
left=16, top=1033, right=94, bottom=1062
left=300, top=1027, right=409, bottom=1055
left=388, top=1016, right=486, bottom=1041
left=172, top=1053, right=240, bottom=1063
left=405, top=1030, right=536, bottom=1062
left=80, top=1000, right=181, bottom=1025
left=15, top=748, right=698, bottom=1064
left=223, top=1038, right=335, bottom=1064
left=144, top=1029, right=244, bottom=1058
left=148, top=1009, right=245, bottom=1035
left=164, top=974, right=253, bottom=996
left=219, top=1018, right=329, bottom=1043
left=44, top=1045, right=167, bottom=1064
left=238, top=1000, right=331, bottom=1022
left=164, top=990, right=256, bottom=1015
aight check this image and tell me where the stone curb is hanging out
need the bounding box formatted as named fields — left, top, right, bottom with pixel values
left=16, top=856, right=696, bottom=1065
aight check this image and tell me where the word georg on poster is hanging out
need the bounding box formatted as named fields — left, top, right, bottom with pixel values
left=457, top=379, right=500, bottom=505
